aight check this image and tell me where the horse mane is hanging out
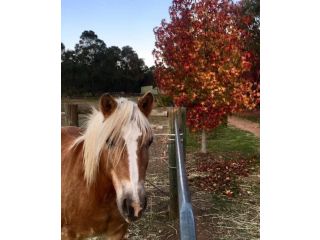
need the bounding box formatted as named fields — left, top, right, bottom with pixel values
left=71, top=97, right=153, bottom=186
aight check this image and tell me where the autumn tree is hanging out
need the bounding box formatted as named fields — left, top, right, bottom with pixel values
left=153, top=0, right=259, bottom=153
left=236, top=0, right=260, bottom=108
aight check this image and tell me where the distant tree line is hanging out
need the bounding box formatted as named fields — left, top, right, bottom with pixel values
left=61, top=30, right=155, bottom=96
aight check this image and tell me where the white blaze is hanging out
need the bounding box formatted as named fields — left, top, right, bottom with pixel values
left=123, top=122, right=141, bottom=202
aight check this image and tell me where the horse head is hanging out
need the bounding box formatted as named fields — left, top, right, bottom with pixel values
left=95, top=92, right=154, bottom=222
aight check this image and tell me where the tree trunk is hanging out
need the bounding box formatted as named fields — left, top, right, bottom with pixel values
left=221, top=115, right=228, bottom=126
left=201, top=129, right=207, bottom=153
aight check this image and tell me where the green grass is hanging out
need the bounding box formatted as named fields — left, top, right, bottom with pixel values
left=186, top=125, right=260, bottom=239
left=186, top=124, right=260, bottom=158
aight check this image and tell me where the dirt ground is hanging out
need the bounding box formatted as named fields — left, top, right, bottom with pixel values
left=128, top=115, right=260, bottom=240
left=228, top=116, right=260, bottom=137
left=61, top=106, right=259, bottom=239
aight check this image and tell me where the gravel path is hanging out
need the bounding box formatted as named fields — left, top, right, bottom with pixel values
left=228, top=116, right=260, bottom=137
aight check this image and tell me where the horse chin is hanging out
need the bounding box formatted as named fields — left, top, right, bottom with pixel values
left=115, top=198, right=126, bottom=220
left=117, top=207, right=133, bottom=224
left=124, top=217, right=131, bottom=224
left=122, top=214, right=140, bottom=224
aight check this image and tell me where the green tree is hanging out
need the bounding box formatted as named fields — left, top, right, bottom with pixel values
left=61, top=42, right=65, bottom=61
left=120, top=46, right=146, bottom=92
left=74, top=30, right=107, bottom=95
left=141, top=66, right=155, bottom=87
left=61, top=30, right=153, bottom=96
left=99, top=46, right=122, bottom=92
left=75, top=30, right=107, bottom=65
left=61, top=48, right=77, bottom=95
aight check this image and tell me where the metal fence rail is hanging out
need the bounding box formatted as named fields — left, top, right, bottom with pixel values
left=174, top=116, right=197, bottom=240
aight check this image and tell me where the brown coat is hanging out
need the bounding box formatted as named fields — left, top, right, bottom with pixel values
left=61, top=126, right=128, bottom=240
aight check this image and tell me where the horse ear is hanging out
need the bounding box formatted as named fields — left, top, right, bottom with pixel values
left=138, top=92, right=154, bottom=117
left=99, top=93, right=117, bottom=117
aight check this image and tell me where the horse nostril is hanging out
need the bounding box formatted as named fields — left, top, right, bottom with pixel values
left=128, top=205, right=134, bottom=218
left=122, top=198, right=135, bottom=218
left=122, top=198, right=128, bottom=214
left=122, top=197, right=146, bottom=221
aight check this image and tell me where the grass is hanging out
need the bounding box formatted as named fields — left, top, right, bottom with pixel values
left=186, top=124, right=260, bottom=158
left=185, top=124, right=260, bottom=239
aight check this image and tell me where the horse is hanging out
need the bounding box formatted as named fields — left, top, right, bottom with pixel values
left=61, top=92, right=154, bottom=239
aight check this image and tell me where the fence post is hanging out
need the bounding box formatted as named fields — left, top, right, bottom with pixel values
left=64, top=103, right=79, bottom=126
left=168, top=107, right=178, bottom=219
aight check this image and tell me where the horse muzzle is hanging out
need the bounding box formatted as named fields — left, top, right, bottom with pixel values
left=121, top=196, right=147, bottom=222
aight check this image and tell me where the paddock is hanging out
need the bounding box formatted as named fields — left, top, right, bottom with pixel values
left=61, top=98, right=260, bottom=239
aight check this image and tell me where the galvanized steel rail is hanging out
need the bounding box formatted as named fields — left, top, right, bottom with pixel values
left=174, top=116, right=197, bottom=240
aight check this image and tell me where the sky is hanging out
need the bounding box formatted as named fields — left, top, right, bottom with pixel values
left=62, top=0, right=172, bottom=67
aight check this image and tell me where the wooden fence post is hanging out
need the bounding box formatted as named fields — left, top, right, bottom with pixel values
left=168, top=107, right=178, bottom=219
left=64, top=103, right=79, bottom=126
